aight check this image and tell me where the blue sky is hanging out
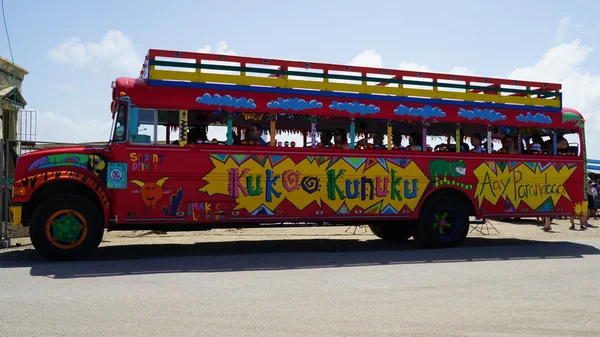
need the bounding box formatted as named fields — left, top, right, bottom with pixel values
left=2, top=0, right=600, bottom=155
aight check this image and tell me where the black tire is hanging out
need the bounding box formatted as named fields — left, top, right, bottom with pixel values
left=369, top=221, right=413, bottom=242
left=29, top=193, right=104, bottom=261
left=413, top=194, right=470, bottom=248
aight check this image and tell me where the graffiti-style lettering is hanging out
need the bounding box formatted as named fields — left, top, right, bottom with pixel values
left=390, top=169, right=403, bottom=201
left=375, top=177, right=388, bottom=197
left=265, top=170, right=281, bottom=202
left=474, top=162, right=576, bottom=210
left=361, top=177, right=374, bottom=201
left=345, top=179, right=360, bottom=199
left=404, top=179, right=418, bottom=199
left=327, top=169, right=346, bottom=201
left=187, top=202, right=225, bottom=221
left=200, top=155, right=429, bottom=215
left=246, top=175, right=262, bottom=196
left=130, top=152, right=166, bottom=172
left=229, top=168, right=249, bottom=198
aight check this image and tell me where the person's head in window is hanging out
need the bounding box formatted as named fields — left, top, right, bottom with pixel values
left=407, top=132, right=422, bottom=151
left=373, top=133, right=384, bottom=148
left=188, top=125, right=208, bottom=144
left=470, top=133, right=483, bottom=152
left=247, top=123, right=267, bottom=145
left=502, top=136, right=518, bottom=154
left=333, top=128, right=350, bottom=149
left=321, top=130, right=333, bottom=146
left=557, top=135, right=569, bottom=150
left=410, top=132, right=422, bottom=146
left=392, top=132, right=403, bottom=147
left=248, top=123, right=261, bottom=139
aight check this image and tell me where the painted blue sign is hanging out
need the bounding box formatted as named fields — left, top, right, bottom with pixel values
left=107, top=162, right=127, bottom=189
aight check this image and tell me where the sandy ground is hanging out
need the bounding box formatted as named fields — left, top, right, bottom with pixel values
left=2, top=217, right=599, bottom=256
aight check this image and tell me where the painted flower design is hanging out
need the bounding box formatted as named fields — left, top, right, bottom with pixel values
left=433, top=212, right=452, bottom=234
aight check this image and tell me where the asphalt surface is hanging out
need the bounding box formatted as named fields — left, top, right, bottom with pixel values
left=1, top=236, right=600, bottom=337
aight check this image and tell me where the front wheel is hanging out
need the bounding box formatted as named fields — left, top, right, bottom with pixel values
left=29, top=193, right=104, bottom=261
left=413, top=194, right=470, bottom=248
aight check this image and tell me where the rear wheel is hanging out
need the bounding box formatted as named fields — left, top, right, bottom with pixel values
left=29, top=193, right=104, bottom=261
left=413, top=194, right=470, bottom=248
left=369, top=221, right=413, bottom=242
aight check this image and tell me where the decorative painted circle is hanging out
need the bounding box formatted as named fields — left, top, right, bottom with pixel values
left=45, top=210, right=88, bottom=250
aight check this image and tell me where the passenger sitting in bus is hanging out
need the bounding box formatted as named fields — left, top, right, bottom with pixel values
left=188, top=125, right=208, bottom=144
left=500, top=136, right=518, bottom=154
left=356, top=133, right=385, bottom=149
left=407, top=132, right=422, bottom=151
left=246, top=123, right=267, bottom=146
left=372, top=133, right=385, bottom=149
left=557, top=135, right=569, bottom=150
left=321, top=130, right=333, bottom=147
left=458, top=131, right=470, bottom=152
left=333, top=128, right=350, bottom=149
left=528, top=135, right=543, bottom=154
left=470, top=133, right=484, bottom=153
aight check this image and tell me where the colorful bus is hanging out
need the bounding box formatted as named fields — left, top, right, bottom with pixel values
left=9, top=49, right=588, bottom=260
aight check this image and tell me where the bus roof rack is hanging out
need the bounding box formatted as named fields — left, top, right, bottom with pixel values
left=139, top=48, right=562, bottom=109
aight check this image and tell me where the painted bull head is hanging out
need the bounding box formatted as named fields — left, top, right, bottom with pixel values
left=131, top=177, right=172, bottom=208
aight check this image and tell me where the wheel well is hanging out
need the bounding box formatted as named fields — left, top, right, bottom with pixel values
left=421, top=187, right=476, bottom=216
left=22, top=180, right=105, bottom=226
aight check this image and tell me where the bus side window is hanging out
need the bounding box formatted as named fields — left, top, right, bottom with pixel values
left=555, top=130, right=580, bottom=156
left=131, top=108, right=157, bottom=144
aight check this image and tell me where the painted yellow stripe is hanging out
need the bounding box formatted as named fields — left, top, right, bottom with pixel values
left=150, top=70, right=561, bottom=108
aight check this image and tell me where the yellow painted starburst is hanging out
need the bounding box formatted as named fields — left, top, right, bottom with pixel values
left=199, top=155, right=429, bottom=214
left=473, top=162, right=576, bottom=209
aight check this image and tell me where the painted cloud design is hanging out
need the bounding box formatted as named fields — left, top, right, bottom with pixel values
left=329, top=100, right=380, bottom=115
left=196, top=93, right=256, bottom=109
left=393, top=104, right=446, bottom=119
left=267, top=97, right=323, bottom=111
left=516, top=112, right=552, bottom=124
left=458, top=108, right=506, bottom=122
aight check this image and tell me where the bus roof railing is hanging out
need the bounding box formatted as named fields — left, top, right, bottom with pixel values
left=140, top=48, right=562, bottom=109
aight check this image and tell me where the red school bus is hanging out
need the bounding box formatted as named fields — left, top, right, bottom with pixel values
left=9, top=49, right=588, bottom=260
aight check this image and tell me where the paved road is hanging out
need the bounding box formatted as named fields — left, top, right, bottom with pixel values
left=1, top=237, right=600, bottom=337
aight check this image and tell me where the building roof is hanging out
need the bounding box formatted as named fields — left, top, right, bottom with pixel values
left=0, top=86, right=26, bottom=108
left=0, top=56, right=29, bottom=75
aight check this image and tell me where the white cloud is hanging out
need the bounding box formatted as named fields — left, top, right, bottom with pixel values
left=197, top=40, right=237, bottom=55
left=397, top=61, right=430, bottom=72
left=34, top=111, right=112, bottom=144
left=508, top=39, right=592, bottom=82
left=556, top=16, right=571, bottom=42
left=507, top=38, right=600, bottom=157
left=506, top=39, right=600, bottom=118
left=448, top=66, right=476, bottom=76
left=48, top=30, right=142, bottom=75
left=348, top=49, right=384, bottom=68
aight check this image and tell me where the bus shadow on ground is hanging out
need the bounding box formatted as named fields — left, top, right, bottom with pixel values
left=1, top=237, right=599, bottom=279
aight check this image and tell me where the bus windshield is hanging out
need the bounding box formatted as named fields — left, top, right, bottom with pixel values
left=110, top=103, right=127, bottom=142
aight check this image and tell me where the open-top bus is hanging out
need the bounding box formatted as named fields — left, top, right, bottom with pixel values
left=9, top=49, right=588, bottom=260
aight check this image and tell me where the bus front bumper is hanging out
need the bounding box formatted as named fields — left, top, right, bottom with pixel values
left=9, top=206, right=22, bottom=226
